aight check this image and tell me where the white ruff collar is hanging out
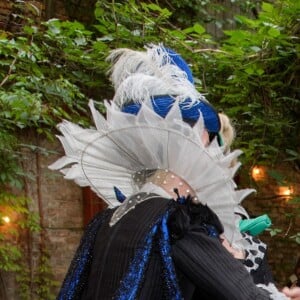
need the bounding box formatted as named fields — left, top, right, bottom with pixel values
left=49, top=99, right=254, bottom=249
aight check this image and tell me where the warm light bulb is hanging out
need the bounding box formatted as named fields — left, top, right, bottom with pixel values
left=278, top=186, right=294, bottom=197
left=2, top=216, right=10, bottom=224
left=252, top=166, right=265, bottom=180
left=253, top=167, right=260, bottom=175
left=285, top=188, right=291, bottom=196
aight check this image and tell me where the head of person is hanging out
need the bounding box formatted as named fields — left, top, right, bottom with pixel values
left=105, top=44, right=225, bottom=202
left=107, top=44, right=221, bottom=147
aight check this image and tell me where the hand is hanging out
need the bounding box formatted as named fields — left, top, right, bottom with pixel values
left=282, top=286, right=300, bottom=300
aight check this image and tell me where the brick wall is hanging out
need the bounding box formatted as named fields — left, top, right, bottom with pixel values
left=0, top=0, right=96, bottom=32
left=0, top=1, right=44, bottom=32
left=242, top=166, right=300, bottom=287
left=0, top=131, right=84, bottom=299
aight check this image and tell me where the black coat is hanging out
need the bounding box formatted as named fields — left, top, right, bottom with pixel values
left=57, top=194, right=270, bottom=300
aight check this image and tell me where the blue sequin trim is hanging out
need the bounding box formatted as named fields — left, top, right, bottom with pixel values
left=57, top=210, right=111, bottom=300
left=115, top=220, right=159, bottom=300
left=159, top=211, right=183, bottom=300
left=115, top=207, right=182, bottom=300
left=203, top=223, right=219, bottom=238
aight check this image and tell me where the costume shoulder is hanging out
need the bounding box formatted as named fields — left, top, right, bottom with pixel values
left=57, top=209, right=113, bottom=300
left=168, top=199, right=224, bottom=242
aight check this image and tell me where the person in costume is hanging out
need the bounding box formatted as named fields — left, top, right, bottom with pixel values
left=50, top=45, right=289, bottom=299
left=107, top=44, right=276, bottom=286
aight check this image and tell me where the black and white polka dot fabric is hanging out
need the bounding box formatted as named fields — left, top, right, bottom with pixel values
left=242, top=232, right=267, bottom=274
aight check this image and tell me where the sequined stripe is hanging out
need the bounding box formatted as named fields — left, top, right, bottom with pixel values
left=159, top=210, right=183, bottom=300
left=57, top=210, right=112, bottom=300
left=114, top=221, right=159, bottom=300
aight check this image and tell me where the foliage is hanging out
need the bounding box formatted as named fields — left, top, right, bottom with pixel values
left=2, top=1, right=297, bottom=165
left=160, top=0, right=262, bottom=31
left=15, top=249, right=59, bottom=300
left=267, top=227, right=283, bottom=237
left=0, top=192, right=40, bottom=271
left=0, top=0, right=299, bottom=295
left=0, top=192, right=41, bottom=298
left=91, top=0, right=299, bottom=167
left=33, top=249, right=59, bottom=300
left=290, top=233, right=300, bottom=244
left=199, top=0, right=299, bottom=167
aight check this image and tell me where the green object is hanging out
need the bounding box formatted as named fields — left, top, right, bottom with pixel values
left=239, top=214, right=272, bottom=236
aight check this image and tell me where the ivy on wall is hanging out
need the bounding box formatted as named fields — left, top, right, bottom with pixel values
left=0, top=0, right=299, bottom=296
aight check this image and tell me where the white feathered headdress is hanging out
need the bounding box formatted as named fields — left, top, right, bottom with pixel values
left=49, top=44, right=255, bottom=249
left=49, top=98, right=254, bottom=248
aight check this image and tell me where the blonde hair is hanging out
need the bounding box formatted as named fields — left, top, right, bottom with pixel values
left=218, top=112, right=235, bottom=154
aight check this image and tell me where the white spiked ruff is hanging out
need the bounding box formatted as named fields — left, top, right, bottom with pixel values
left=49, top=99, right=255, bottom=249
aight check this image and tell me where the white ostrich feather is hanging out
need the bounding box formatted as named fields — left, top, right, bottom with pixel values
left=49, top=99, right=254, bottom=248
left=107, top=48, right=156, bottom=89
left=108, top=45, right=204, bottom=108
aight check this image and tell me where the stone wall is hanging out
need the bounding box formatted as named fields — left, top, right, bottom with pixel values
left=39, top=137, right=84, bottom=284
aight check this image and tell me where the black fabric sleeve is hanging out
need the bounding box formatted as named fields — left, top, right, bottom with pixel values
left=251, top=253, right=275, bottom=285
left=57, top=209, right=113, bottom=300
left=172, top=230, right=271, bottom=300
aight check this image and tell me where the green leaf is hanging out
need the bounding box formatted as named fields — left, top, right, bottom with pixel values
left=262, top=2, right=274, bottom=13
left=245, top=66, right=254, bottom=75
left=257, top=68, right=264, bottom=75
left=193, top=23, right=206, bottom=34
left=268, top=27, right=280, bottom=37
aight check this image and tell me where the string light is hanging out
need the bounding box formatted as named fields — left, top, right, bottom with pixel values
left=251, top=166, right=266, bottom=181
left=278, top=186, right=294, bottom=197
left=2, top=216, right=10, bottom=224
left=253, top=167, right=261, bottom=175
